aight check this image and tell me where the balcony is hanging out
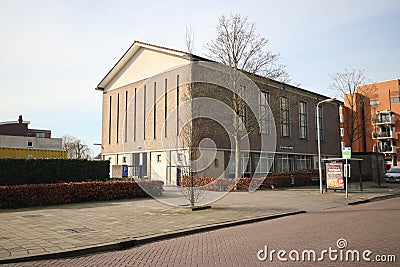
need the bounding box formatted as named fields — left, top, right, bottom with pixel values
left=372, top=116, right=395, bottom=125
left=381, top=146, right=397, bottom=154
left=372, top=131, right=396, bottom=139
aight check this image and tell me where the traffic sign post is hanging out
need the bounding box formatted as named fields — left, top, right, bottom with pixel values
left=342, top=147, right=351, bottom=159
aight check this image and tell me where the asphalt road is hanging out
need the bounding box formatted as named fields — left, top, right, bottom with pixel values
left=5, top=197, right=400, bottom=267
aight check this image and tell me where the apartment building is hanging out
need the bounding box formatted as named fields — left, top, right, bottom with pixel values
left=342, top=79, right=400, bottom=169
left=96, top=41, right=341, bottom=182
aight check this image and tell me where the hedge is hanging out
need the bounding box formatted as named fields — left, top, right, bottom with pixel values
left=0, top=180, right=164, bottom=209
left=0, top=158, right=110, bottom=185
left=181, top=169, right=319, bottom=191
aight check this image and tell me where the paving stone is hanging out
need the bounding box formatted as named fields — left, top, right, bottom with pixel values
left=0, top=182, right=399, bottom=261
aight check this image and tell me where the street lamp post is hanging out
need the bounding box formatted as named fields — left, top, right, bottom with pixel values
left=317, top=98, right=336, bottom=194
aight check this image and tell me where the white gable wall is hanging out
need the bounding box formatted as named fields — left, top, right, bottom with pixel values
left=105, top=47, right=189, bottom=92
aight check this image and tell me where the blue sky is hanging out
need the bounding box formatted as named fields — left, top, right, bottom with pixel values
left=1, top=0, right=399, bottom=156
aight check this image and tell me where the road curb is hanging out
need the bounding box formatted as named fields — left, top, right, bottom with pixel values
left=348, top=193, right=400, bottom=206
left=0, top=210, right=306, bottom=264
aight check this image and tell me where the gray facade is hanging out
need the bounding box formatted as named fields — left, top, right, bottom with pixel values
left=97, top=41, right=341, bottom=180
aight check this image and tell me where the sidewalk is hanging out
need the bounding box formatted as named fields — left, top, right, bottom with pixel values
left=0, top=181, right=399, bottom=263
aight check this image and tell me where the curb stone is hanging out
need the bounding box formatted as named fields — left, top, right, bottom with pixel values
left=348, top=193, right=400, bottom=205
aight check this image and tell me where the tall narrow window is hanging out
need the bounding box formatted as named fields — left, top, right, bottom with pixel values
left=116, top=93, right=120, bottom=143
left=176, top=75, right=179, bottom=136
left=134, top=88, right=137, bottom=142
left=109, top=95, right=112, bottom=144
left=316, top=105, right=323, bottom=141
left=239, top=106, right=247, bottom=131
left=154, top=82, right=157, bottom=139
left=280, top=97, right=290, bottom=137
left=299, top=101, right=308, bottom=139
left=125, top=91, right=128, bottom=142
left=144, top=85, right=146, bottom=140
left=241, top=152, right=251, bottom=177
left=259, top=91, right=271, bottom=134
left=164, top=78, right=168, bottom=137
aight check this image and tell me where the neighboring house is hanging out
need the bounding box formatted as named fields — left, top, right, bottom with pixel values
left=96, top=41, right=341, bottom=182
left=0, top=115, right=66, bottom=159
left=342, top=79, right=400, bottom=170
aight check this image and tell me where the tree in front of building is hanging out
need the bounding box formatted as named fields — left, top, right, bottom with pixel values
left=205, top=13, right=291, bottom=179
left=330, top=68, right=375, bottom=150
left=62, top=135, right=91, bottom=159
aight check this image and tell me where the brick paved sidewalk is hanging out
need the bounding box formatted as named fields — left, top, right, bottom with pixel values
left=0, top=182, right=399, bottom=263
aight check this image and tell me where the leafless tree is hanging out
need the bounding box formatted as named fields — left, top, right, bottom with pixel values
left=205, top=14, right=291, bottom=83
left=178, top=25, right=205, bottom=207
left=205, top=14, right=291, bottom=178
left=62, top=135, right=91, bottom=159
left=330, top=68, right=375, bottom=150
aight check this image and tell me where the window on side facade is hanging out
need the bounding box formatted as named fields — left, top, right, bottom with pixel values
left=280, top=97, right=290, bottom=137
left=316, top=105, right=324, bottom=141
left=299, top=101, right=308, bottom=139
left=259, top=91, right=271, bottom=134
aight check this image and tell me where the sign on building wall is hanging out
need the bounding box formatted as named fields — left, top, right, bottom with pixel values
left=326, top=162, right=345, bottom=190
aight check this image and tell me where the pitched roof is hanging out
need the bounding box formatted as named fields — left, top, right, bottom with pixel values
left=95, top=41, right=209, bottom=91
left=95, top=41, right=339, bottom=103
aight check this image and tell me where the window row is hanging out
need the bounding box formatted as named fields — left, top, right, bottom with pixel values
left=229, top=153, right=314, bottom=177
left=107, top=75, right=180, bottom=144
left=257, top=92, right=326, bottom=140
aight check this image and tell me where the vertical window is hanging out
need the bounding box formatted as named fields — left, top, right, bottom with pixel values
left=176, top=75, right=179, bottom=136
left=144, top=85, right=146, bottom=140
left=254, top=152, right=274, bottom=176
left=259, top=91, right=271, bottom=134
left=280, top=97, right=290, bottom=137
left=214, top=158, right=219, bottom=167
left=125, top=91, right=128, bottom=142
left=275, top=154, right=293, bottom=172
left=316, top=105, right=323, bottom=141
left=164, top=78, right=168, bottom=137
left=340, top=127, right=344, bottom=137
left=299, top=101, right=308, bottom=139
left=154, top=82, right=157, bottom=139
left=109, top=95, right=112, bottom=144
left=296, top=155, right=311, bottom=170
left=134, top=88, right=137, bottom=141
left=238, top=85, right=247, bottom=131
left=239, top=107, right=247, bottom=131
left=116, top=93, right=120, bottom=143
left=142, top=153, right=148, bottom=177
left=241, top=152, right=251, bottom=177
left=27, top=141, right=33, bottom=147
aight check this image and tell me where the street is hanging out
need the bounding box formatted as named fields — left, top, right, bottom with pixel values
left=5, top=197, right=399, bottom=266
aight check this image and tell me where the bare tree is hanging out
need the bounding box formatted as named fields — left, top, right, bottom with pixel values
left=62, top=135, right=91, bottom=159
left=205, top=14, right=290, bottom=178
left=178, top=25, right=205, bottom=207
left=205, top=14, right=291, bottom=83
left=330, top=68, right=375, bottom=150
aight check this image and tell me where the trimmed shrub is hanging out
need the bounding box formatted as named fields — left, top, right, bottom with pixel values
left=0, top=159, right=110, bottom=185
left=0, top=180, right=164, bottom=209
left=180, top=169, right=319, bottom=191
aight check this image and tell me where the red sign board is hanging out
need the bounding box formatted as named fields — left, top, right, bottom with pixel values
left=326, top=162, right=344, bottom=190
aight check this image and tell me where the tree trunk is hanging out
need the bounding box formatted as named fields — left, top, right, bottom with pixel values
left=235, top=135, right=240, bottom=178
